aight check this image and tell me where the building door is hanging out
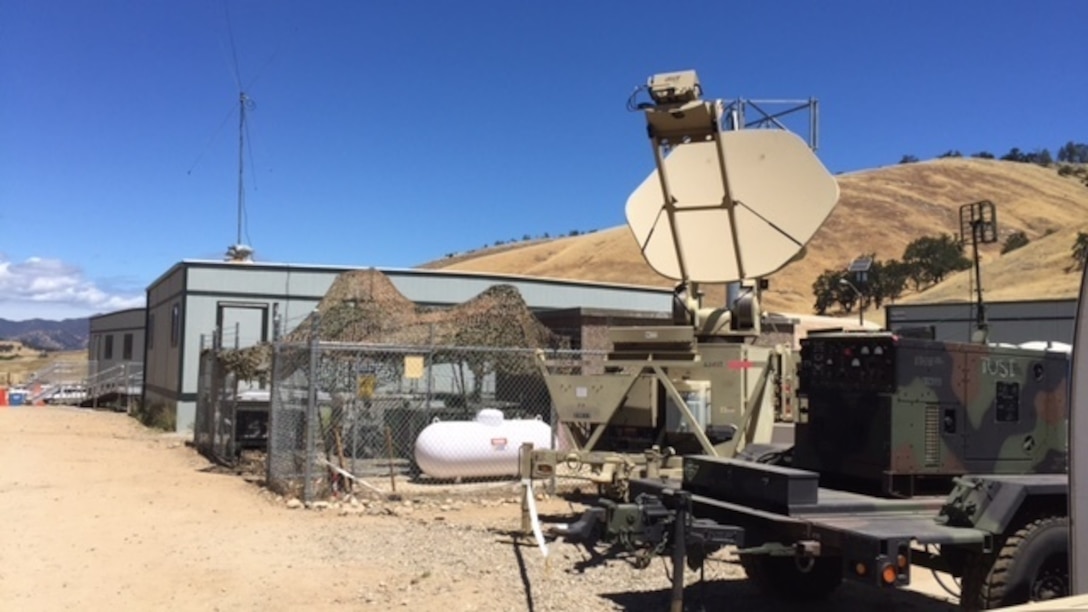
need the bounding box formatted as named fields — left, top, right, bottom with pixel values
left=216, top=302, right=269, bottom=350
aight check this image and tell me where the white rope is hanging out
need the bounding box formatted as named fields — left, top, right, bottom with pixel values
left=315, top=457, right=384, bottom=496
left=522, top=478, right=549, bottom=558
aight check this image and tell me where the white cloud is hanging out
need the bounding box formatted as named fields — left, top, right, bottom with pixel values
left=0, top=256, right=145, bottom=320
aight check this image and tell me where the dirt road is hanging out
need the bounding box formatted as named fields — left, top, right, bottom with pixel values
left=0, top=407, right=958, bottom=611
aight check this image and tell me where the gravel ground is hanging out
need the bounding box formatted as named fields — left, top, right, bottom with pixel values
left=264, top=487, right=959, bottom=612
left=0, top=406, right=958, bottom=611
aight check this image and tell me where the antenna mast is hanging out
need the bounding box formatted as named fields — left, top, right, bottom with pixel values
left=236, top=91, right=247, bottom=247
left=225, top=90, right=255, bottom=263
left=222, top=0, right=254, bottom=263
left=958, top=200, right=998, bottom=343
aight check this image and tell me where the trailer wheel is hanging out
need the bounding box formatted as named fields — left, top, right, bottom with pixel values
left=960, top=516, right=1070, bottom=610
left=739, top=554, right=843, bottom=600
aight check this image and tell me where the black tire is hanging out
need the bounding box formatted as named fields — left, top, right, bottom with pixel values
left=960, top=516, right=1070, bottom=610
left=739, top=554, right=843, bottom=600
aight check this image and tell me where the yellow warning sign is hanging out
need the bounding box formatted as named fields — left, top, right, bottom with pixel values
left=404, top=355, right=424, bottom=379
left=356, top=374, right=377, bottom=399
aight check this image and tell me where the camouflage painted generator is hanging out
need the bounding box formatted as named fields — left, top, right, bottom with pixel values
left=793, top=331, right=1069, bottom=497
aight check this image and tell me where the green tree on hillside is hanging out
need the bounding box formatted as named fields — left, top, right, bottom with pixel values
left=812, top=269, right=859, bottom=315
left=1001, top=147, right=1053, bottom=166
left=1072, top=232, right=1088, bottom=271
left=1001, top=148, right=1026, bottom=162
left=870, top=259, right=910, bottom=306
left=899, top=154, right=919, bottom=164
left=812, top=270, right=837, bottom=315
left=1058, top=141, right=1088, bottom=163
left=902, top=234, right=971, bottom=289
left=1001, top=231, right=1030, bottom=254
left=1034, top=149, right=1054, bottom=166
left=812, top=256, right=912, bottom=313
left=972, top=151, right=995, bottom=159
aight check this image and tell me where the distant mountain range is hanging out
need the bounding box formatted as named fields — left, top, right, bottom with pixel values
left=0, top=318, right=89, bottom=351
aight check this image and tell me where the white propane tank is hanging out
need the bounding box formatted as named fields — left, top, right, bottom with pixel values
left=413, top=409, right=554, bottom=479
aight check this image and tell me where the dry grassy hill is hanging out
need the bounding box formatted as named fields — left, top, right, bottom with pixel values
left=0, top=341, right=87, bottom=386
left=423, top=158, right=1088, bottom=315
left=899, top=225, right=1086, bottom=304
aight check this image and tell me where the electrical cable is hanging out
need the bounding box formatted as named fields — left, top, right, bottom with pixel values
left=222, top=0, right=245, bottom=92
left=626, top=84, right=651, bottom=113
left=927, top=545, right=962, bottom=599
left=186, top=103, right=237, bottom=175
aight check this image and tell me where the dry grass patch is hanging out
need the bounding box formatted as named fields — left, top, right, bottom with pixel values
left=426, top=159, right=1088, bottom=315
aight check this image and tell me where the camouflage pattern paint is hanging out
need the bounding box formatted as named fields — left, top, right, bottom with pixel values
left=794, top=332, right=1068, bottom=497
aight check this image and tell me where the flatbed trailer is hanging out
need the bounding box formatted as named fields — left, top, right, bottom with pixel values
left=581, top=454, right=1069, bottom=609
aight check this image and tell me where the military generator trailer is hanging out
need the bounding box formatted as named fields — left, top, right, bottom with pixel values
left=547, top=331, right=1072, bottom=610
left=528, top=292, right=798, bottom=497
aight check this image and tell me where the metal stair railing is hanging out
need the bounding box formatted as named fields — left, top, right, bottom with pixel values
left=27, top=361, right=89, bottom=403
left=86, top=362, right=143, bottom=410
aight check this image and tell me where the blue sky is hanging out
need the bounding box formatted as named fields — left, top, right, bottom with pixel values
left=1, top=1, right=1085, bottom=320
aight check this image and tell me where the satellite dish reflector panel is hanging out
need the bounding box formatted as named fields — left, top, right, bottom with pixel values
left=625, top=129, right=840, bottom=282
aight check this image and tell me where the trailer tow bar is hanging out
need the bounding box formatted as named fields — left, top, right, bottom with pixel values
left=669, top=489, right=688, bottom=612
left=661, top=489, right=745, bottom=612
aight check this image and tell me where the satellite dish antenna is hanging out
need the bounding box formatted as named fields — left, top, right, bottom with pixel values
left=625, top=71, right=839, bottom=285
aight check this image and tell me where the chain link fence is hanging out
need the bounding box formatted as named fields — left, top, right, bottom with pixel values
left=194, top=348, right=270, bottom=466
left=265, top=340, right=601, bottom=501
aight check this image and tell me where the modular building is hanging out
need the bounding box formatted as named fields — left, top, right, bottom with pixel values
left=88, top=307, right=146, bottom=379
left=144, top=260, right=675, bottom=433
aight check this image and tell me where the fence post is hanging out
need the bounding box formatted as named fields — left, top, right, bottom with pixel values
left=121, top=362, right=128, bottom=413
left=266, top=342, right=278, bottom=491
left=92, top=362, right=99, bottom=410
left=549, top=354, right=558, bottom=496
left=127, top=362, right=135, bottom=414
left=425, top=323, right=435, bottom=414
left=303, top=311, right=320, bottom=504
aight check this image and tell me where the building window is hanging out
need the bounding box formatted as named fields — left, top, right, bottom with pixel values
left=171, top=303, right=181, bottom=348
left=122, top=333, right=134, bottom=360
left=148, top=314, right=155, bottom=349
left=104, top=335, right=114, bottom=360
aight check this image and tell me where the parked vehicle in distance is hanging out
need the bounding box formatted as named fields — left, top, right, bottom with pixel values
left=46, top=385, right=89, bottom=405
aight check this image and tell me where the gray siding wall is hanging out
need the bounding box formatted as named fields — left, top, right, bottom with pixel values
left=143, top=266, right=186, bottom=411
left=183, top=264, right=673, bottom=315
left=886, top=299, right=1076, bottom=344
left=88, top=308, right=146, bottom=378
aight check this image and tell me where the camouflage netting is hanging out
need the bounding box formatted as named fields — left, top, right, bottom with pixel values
left=212, top=268, right=569, bottom=379
left=216, top=345, right=269, bottom=382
